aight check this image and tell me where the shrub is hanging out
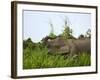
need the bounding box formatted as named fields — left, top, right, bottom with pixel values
left=23, top=44, right=91, bottom=69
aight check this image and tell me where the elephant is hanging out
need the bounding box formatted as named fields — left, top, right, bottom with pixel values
left=44, top=37, right=91, bottom=57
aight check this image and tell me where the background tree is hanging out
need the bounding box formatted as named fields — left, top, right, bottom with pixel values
left=23, top=38, right=35, bottom=49
left=61, top=18, right=74, bottom=40
left=49, top=21, right=56, bottom=39
left=78, top=34, right=84, bottom=39
left=85, top=29, right=91, bottom=38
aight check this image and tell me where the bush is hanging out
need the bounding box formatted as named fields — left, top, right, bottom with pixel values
left=23, top=44, right=91, bottom=69
left=23, top=38, right=35, bottom=49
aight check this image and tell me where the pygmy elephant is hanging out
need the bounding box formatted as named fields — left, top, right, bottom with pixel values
left=44, top=37, right=90, bottom=57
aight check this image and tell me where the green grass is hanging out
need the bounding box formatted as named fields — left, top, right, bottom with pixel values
left=23, top=46, right=91, bottom=69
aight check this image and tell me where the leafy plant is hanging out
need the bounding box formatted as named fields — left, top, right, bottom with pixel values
left=49, top=21, right=56, bottom=39
left=61, top=18, right=73, bottom=40
left=23, top=38, right=35, bottom=49
left=23, top=40, right=91, bottom=69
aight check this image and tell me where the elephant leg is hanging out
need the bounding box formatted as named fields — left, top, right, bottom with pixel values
left=69, top=45, right=78, bottom=59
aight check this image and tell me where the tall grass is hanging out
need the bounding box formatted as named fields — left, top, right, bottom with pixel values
left=23, top=45, right=91, bottom=69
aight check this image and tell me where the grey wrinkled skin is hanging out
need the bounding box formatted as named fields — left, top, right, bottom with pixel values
left=44, top=37, right=90, bottom=56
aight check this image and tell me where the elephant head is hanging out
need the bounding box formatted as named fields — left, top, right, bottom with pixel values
left=45, top=37, right=71, bottom=55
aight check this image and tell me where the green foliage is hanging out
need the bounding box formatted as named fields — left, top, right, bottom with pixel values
left=61, top=25, right=73, bottom=40
left=49, top=32, right=56, bottom=39
left=23, top=43, right=91, bottom=69
left=48, top=19, right=75, bottom=39
left=60, top=17, right=74, bottom=40
left=23, top=38, right=34, bottom=49
left=49, top=21, right=56, bottom=39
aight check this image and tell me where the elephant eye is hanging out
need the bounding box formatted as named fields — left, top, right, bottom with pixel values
left=48, top=39, right=52, bottom=42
